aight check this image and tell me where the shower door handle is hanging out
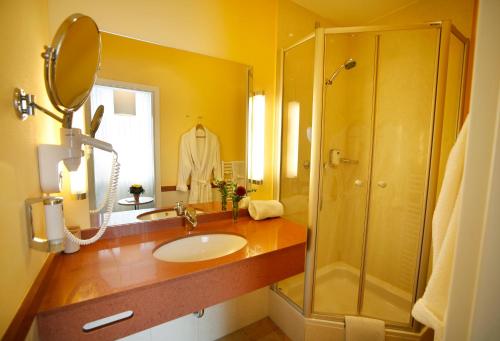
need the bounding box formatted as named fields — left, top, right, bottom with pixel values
left=377, top=181, right=387, bottom=188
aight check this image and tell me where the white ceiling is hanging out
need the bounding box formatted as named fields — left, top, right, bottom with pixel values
left=291, top=0, right=418, bottom=26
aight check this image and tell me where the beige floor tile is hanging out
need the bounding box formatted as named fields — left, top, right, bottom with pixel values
left=217, top=317, right=291, bottom=341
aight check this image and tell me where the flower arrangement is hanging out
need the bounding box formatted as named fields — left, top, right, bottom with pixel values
left=129, top=184, right=145, bottom=202
left=213, top=179, right=255, bottom=221
left=229, top=183, right=248, bottom=204
left=228, top=182, right=255, bottom=222
left=213, top=179, right=229, bottom=211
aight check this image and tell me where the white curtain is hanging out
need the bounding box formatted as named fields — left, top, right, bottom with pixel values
left=90, top=85, right=155, bottom=211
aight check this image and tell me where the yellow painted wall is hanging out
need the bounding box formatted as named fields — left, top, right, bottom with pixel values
left=370, top=0, right=474, bottom=37
left=277, top=0, right=333, bottom=49
left=0, top=0, right=61, bottom=336
left=47, top=0, right=279, bottom=199
left=98, top=33, right=248, bottom=187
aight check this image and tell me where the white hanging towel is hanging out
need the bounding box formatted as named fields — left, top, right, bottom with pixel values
left=411, top=116, right=469, bottom=340
left=345, top=316, right=385, bottom=341
left=176, top=126, right=221, bottom=203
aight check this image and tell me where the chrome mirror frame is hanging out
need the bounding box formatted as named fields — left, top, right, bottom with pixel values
left=13, top=13, right=101, bottom=128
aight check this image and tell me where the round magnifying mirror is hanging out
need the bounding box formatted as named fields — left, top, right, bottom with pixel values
left=45, top=14, right=101, bottom=114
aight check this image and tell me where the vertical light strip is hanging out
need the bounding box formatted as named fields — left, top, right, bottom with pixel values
left=70, top=162, right=88, bottom=199
left=248, top=92, right=266, bottom=183
left=70, top=108, right=87, bottom=199
left=286, top=101, right=300, bottom=178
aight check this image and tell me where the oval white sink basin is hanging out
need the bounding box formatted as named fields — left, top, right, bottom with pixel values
left=153, top=234, right=247, bottom=262
left=137, top=209, right=203, bottom=221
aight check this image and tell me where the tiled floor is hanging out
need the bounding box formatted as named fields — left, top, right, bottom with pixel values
left=216, top=317, right=291, bottom=341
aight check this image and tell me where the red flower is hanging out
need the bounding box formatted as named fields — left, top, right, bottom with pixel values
left=235, top=186, right=246, bottom=197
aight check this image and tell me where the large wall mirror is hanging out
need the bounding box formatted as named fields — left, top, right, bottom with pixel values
left=76, top=33, right=251, bottom=225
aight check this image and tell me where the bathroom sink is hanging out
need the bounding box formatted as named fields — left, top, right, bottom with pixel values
left=153, top=233, right=247, bottom=262
left=137, top=209, right=203, bottom=221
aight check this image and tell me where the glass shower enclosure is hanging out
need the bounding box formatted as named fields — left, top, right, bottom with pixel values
left=275, top=22, right=468, bottom=330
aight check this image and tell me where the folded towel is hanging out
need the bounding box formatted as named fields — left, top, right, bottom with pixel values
left=411, top=116, right=469, bottom=341
left=345, top=316, right=385, bottom=341
left=248, top=200, right=284, bottom=220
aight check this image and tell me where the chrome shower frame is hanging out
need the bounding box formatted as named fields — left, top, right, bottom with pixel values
left=273, top=21, right=470, bottom=333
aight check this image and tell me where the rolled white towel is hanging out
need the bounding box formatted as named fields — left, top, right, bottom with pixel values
left=248, top=200, right=284, bottom=220
left=345, top=316, right=385, bottom=341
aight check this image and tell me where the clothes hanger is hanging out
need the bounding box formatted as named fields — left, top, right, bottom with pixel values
left=195, top=116, right=205, bottom=138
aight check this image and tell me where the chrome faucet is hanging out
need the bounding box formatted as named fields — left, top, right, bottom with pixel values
left=174, top=201, right=185, bottom=216
left=175, top=202, right=198, bottom=231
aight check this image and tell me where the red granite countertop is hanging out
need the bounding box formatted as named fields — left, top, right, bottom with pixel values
left=36, top=212, right=306, bottom=340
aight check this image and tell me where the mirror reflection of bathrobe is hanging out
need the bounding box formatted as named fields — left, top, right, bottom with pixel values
left=176, top=126, right=221, bottom=203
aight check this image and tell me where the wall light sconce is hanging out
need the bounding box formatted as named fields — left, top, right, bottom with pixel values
left=247, top=91, right=266, bottom=184
left=69, top=158, right=88, bottom=200
left=286, top=101, right=300, bottom=178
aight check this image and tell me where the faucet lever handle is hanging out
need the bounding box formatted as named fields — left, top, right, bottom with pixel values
left=185, top=207, right=198, bottom=229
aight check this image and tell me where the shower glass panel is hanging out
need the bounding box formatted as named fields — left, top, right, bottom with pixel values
left=313, top=32, right=377, bottom=316
left=276, top=37, right=316, bottom=309
left=361, top=28, right=440, bottom=324
left=437, top=33, right=467, bottom=192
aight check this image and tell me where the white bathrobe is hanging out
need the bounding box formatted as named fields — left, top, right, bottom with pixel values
left=411, top=116, right=469, bottom=340
left=176, top=126, right=221, bottom=203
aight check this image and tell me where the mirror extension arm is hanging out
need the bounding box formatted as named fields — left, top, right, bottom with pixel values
left=13, top=87, right=67, bottom=123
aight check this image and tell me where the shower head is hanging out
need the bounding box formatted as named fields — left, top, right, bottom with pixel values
left=325, top=58, right=357, bottom=85
left=344, top=58, right=356, bottom=70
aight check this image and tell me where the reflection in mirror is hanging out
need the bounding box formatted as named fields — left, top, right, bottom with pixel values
left=82, top=33, right=250, bottom=224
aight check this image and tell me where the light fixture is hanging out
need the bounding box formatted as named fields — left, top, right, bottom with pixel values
left=70, top=159, right=88, bottom=200
left=286, top=101, right=300, bottom=178
left=68, top=108, right=87, bottom=200
left=247, top=91, right=266, bottom=184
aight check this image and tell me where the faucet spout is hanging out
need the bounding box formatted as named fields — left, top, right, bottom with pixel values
left=174, top=201, right=198, bottom=231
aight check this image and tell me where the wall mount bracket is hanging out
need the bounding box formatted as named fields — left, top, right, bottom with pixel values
left=13, top=87, right=65, bottom=123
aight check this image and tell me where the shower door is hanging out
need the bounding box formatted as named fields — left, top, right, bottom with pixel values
left=312, top=31, right=377, bottom=317
left=312, top=27, right=440, bottom=325
left=360, top=28, right=440, bottom=324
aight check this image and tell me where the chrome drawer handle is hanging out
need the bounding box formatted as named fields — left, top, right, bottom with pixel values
left=82, top=310, right=134, bottom=332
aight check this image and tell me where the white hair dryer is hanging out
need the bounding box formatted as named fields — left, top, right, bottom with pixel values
left=27, top=127, right=120, bottom=252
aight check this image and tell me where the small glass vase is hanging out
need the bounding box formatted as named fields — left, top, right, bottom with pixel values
left=221, top=195, right=228, bottom=211
left=232, top=203, right=239, bottom=222
left=133, top=193, right=141, bottom=202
